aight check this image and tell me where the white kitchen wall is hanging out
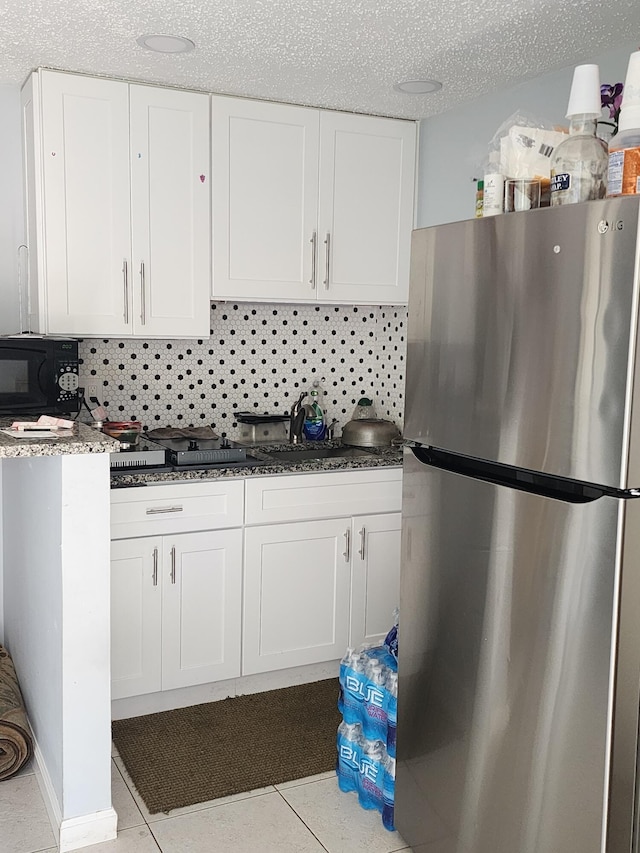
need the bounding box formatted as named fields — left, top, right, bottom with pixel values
left=78, top=302, right=408, bottom=438
left=416, top=41, right=640, bottom=228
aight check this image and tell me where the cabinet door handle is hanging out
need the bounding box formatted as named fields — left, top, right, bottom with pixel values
left=359, top=527, right=366, bottom=560
left=145, top=505, right=184, bottom=515
left=323, top=232, right=331, bottom=290
left=170, top=545, right=176, bottom=584
left=122, top=259, right=129, bottom=324
left=152, top=547, right=158, bottom=586
left=310, top=231, right=317, bottom=289
left=140, top=261, right=146, bottom=325
left=18, top=244, right=31, bottom=324
left=343, top=527, right=351, bottom=563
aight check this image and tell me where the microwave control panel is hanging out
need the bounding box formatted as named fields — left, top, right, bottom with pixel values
left=52, top=340, right=80, bottom=405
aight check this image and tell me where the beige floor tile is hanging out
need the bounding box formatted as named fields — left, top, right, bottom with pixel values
left=112, top=754, right=276, bottom=823
left=0, top=772, right=57, bottom=853
left=150, top=790, right=326, bottom=853
left=281, top=775, right=408, bottom=853
left=275, top=770, right=336, bottom=790
left=111, top=760, right=145, bottom=831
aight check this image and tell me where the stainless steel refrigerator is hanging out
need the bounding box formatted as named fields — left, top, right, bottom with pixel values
left=397, top=197, right=640, bottom=853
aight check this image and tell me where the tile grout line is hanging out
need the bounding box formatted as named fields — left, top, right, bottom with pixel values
left=275, top=788, right=332, bottom=853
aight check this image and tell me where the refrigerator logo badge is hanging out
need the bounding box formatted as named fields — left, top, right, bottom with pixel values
left=597, top=220, right=624, bottom=234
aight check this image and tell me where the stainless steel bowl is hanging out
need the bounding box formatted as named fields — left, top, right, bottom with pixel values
left=340, top=418, right=401, bottom=447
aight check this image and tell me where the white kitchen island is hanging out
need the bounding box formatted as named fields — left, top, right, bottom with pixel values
left=0, top=422, right=119, bottom=852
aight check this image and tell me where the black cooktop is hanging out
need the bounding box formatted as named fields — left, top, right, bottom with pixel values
left=109, top=431, right=265, bottom=473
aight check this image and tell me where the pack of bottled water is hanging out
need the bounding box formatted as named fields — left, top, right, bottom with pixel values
left=338, top=645, right=398, bottom=755
left=336, top=720, right=396, bottom=831
left=337, top=637, right=398, bottom=831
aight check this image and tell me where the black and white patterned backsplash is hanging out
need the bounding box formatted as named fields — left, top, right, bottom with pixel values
left=79, top=303, right=407, bottom=439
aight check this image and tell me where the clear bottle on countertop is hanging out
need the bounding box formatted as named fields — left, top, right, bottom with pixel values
left=352, top=397, right=376, bottom=420
left=608, top=51, right=640, bottom=196
left=550, top=64, right=608, bottom=205
left=303, top=381, right=326, bottom=441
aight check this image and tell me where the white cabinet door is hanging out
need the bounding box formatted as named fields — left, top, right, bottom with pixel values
left=162, top=529, right=242, bottom=690
left=40, top=71, right=132, bottom=336
left=243, top=519, right=351, bottom=674
left=130, top=86, right=211, bottom=337
left=212, top=96, right=320, bottom=301
left=349, top=513, right=402, bottom=648
left=111, top=537, right=162, bottom=700
left=317, top=112, right=415, bottom=305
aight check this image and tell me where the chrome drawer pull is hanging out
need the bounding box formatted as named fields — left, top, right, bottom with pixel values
left=145, top=505, right=184, bottom=515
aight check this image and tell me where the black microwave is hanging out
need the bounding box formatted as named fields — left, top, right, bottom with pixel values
left=0, top=336, right=80, bottom=415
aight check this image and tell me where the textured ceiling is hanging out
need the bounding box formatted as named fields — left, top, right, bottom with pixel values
left=1, top=0, right=639, bottom=119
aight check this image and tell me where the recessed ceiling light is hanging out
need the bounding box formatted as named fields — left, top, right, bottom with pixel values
left=137, top=34, right=196, bottom=54
left=394, top=79, right=443, bottom=95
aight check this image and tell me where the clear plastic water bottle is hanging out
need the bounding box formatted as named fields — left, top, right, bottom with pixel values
left=551, top=65, right=608, bottom=205
left=386, top=671, right=398, bottom=758
left=359, top=739, right=386, bottom=812
left=382, top=754, right=396, bottom=831
left=336, top=721, right=362, bottom=794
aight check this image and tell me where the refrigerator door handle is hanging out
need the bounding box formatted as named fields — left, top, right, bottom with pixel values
left=411, top=446, right=613, bottom=503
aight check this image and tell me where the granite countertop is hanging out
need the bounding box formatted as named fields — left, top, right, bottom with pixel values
left=0, top=418, right=120, bottom=459
left=110, top=439, right=404, bottom=487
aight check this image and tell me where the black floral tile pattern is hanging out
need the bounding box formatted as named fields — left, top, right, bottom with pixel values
left=79, top=302, right=407, bottom=437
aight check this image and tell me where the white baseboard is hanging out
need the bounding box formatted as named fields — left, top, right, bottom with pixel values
left=112, top=659, right=340, bottom=719
left=33, top=738, right=117, bottom=852
left=59, top=808, right=118, bottom=852
left=33, top=738, right=62, bottom=839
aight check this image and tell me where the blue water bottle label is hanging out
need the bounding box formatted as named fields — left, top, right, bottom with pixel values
left=550, top=173, right=571, bottom=193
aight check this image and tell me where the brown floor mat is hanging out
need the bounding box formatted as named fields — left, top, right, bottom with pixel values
left=112, top=679, right=341, bottom=814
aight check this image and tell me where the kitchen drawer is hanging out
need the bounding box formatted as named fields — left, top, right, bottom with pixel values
left=111, top=481, right=244, bottom=539
left=244, top=468, right=402, bottom=525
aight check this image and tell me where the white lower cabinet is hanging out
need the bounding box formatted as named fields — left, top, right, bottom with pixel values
left=111, top=529, right=242, bottom=700
left=110, top=469, right=402, bottom=701
left=242, top=511, right=401, bottom=676
left=349, top=513, right=401, bottom=648
left=243, top=518, right=352, bottom=674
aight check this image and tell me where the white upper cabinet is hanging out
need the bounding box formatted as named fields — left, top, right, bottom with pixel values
left=212, top=96, right=416, bottom=305
left=22, top=70, right=211, bottom=338
left=38, top=72, right=132, bottom=336
left=317, top=113, right=415, bottom=305
left=129, top=85, right=210, bottom=337
left=212, top=98, right=320, bottom=301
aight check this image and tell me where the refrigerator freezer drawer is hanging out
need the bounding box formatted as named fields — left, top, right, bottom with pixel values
left=396, top=450, right=640, bottom=853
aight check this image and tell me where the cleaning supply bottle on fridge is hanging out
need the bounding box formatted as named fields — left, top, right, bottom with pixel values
left=550, top=64, right=608, bottom=205
left=608, top=51, right=640, bottom=197
left=303, top=380, right=326, bottom=441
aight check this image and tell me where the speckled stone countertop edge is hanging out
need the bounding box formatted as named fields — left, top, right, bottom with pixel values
left=110, top=442, right=404, bottom=488
left=0, top=419, right=120, bottom=459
